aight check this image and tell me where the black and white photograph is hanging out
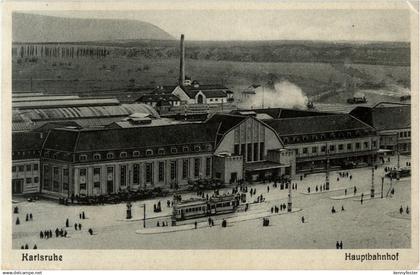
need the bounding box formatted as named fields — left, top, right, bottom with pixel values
left=2, top=0, right=419, bottom=270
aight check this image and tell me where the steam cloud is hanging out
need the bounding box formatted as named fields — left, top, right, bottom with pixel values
left=243, top=80, right=308, bottom=109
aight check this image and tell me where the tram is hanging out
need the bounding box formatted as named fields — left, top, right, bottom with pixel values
left=172, top=194, right=239, bottom=221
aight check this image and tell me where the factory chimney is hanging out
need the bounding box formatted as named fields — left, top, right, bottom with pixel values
left=179, top=34, right=185, bottom=86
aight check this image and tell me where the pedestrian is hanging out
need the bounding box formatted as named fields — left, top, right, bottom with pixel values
left=337, top=177, right=339, bottom=182
left=331, top=206, right=336, bottom=214
left=55, top=228, right=59, bottom=237
left=74, top=223, right=78, bottom=230
left=341, top=206, right=345, bottom=211
left=33, top=244, right=37, bottom=249
left=64, top=230, right=67, bottom=237
left=78, top=223, right=82, bottom=230
left=271, top=207, right=274, bottom=213
left=336, top=241, right=339, bottom=249
left=350, top=175, right=352, bottom=180
left=26, top=214, right=29, bottom=222
left=25, top=244, right=28, bottom=249
left=307, top=187, right=311, bottom=193
left=400, top=206, right=403, bottom=214
left=82, top=211, right=86, bottom=219
left=157, top=221, right=160, bottom=227
left=21, top=245, right=24, bottom=249
left=29, top=213, right=33, bottom=220
left=315, top=186, right=318, bottom=192
left=49, top=230, right=52, bottom=238
left=40, top=231, right=43, bottom=239
left=354, top=186, right=357, bottom=195
left=66, top=218, right=69, bottom=227
left=194, top=221, right=198, bottom=229
left=208, top=217, right=212, bottom=226
left=320, top=186, right=323, bottom=192
left=301, top=216, right=305, bottom=223
left=339, top=241, right=343, bottom=249
left=79, top=213, right=82, bottom=219
left=345, top=189, right=347, bottom=196
left=267, top=185, right=270, bottom=193
left=88, top=228, right=93, bottom=235
left=406, top=207, right=410, bottom=214
left=14, top=206, right=19, bottom=214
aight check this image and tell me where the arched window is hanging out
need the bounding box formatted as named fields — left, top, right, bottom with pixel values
left=93, top=153, right=101, bottom=160
left=120, top=152, right=128, bottom=158
left=171, top=147, right=178, bottom=154
left=146, top=149, right=153, bottom=156
left=133, top=151, right=140, bottom=157
left=107, top=152, right=114, bottom=159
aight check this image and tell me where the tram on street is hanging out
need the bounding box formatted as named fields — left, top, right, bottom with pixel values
left=172, top=194, right=239, bottom=221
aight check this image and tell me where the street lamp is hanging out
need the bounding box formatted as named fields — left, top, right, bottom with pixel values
left=370, top=137, right=375, bottom=198
left=325, top=142, right=330, bottom=191
left=287, top=179, right=292, bottom=212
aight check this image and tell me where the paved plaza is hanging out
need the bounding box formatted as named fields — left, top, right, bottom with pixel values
left=12, top=154, right=411, bottom=249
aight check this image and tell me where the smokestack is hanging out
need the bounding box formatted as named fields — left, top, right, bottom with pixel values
left=179, top=34, right=185, bottom=86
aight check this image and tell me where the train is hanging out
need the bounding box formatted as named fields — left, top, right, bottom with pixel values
left=172, top=194, right=239, bottom=221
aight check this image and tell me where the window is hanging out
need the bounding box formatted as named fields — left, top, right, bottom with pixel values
left=18, top=165, right=24, bottom=172
left=253, top=143, right=259, bottom=161
left=312, top=147, right=317, bottom=153
left=182, top=159, right=189, bottom=179
left=80, top=168, right=87, bottom=177
left=26, top=164, right=32, bottom=171
left=399, top=132, right=403, bottom=138
left=170, top=161, right=177, bottom=180
left=146, top=149, right=153, bottom=156
left=34, top=177, right=39, bottom=183
left=120, top=152, right=127, bottom=158
left=33, top=164, right=39, bottom=171
left=12, top=166, right=16, bottom=172
left=247, top=143, right=252, bottom=161
left=194, top=145, right=200, bottom=152
left=234, top=144, right=239, bottom=155
left=93, top=167, right=101, bottom=188
left=107, top=152, right=114, bottom=159
left=158, top=148, right=165, bottom=155
left=321, top=146, right=326, bottom=153
left=120, top=165, right=127, bottom=186
left=79, top=155, right=87, bottom=161
left=43, top=165, right=51, bottom=191
left=93, top=154, right=101, bottom=160
left=338, top=144, right=344, bottom=151
left=133, top=164, right=140, bottom=185
left=363, top=142, right=369, bottom=149
left=206, top=157, right=212, bottom=177
left=183, top=146, right=189, bottom=153
left=259, top=142, right=265, bottom=160
left=26, top=178, right=32, bottom=184
left=62, top=168, right=69, bottom=191
left=283, top=137, right=289, bottom=143
left=107, top=167, right=114, bottom=192
left=79, top=168, right=87, bottom=191
left=355, top=142, right=361, bottom=149
left=158, top=162, right=165, bottom=181
left=241, top=144, right=246, bottom=158
left=347, top=143, right=352, bottom=150
left=329, top=145, right=335, bottom=152
left=372, top=140, right=377, bottom=148
left=403, top=132, right=407, bottom=137
left=302, top=147, right=308, bottom=154
left=408, top=131, right=411, bottom=137
left=207, top=144, right=213, bottom=151
left=216, top=172, right=221, bottom=179
left=145, top=163, right=153, bottom=183
left=171, top=147, right=177, bottom=154
left=133, top=151, right=140, bottom=157
left=194, top=158, right=201, bottom=178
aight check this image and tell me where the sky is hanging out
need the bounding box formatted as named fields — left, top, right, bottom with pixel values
left=33, top=9, right=411, bottom=42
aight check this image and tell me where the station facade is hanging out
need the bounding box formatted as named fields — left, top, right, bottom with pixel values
left=40, top=114, right=294, bottom=197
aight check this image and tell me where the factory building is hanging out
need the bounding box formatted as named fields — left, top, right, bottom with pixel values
left=350, top=103, right=411, bottom=155
left=40, top=113, right=294, bottom=197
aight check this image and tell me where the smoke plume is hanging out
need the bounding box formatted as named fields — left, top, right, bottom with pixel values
left=243, top=80, right=308, bottom=109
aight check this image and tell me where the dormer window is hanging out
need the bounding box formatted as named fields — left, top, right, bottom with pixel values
left=158, top=148, right=165, bottom=155
left=206, top=144, right=213, bottom=151
left=79, top=154, right=87, bottom=161
left=107, top=152, right=114, bottom=159
left=133, top=151, right=140, bottom=157
left=283, top=137, right=289, bottom=143
left=171, top=147, right=178, bottom=154
left=194, top=145, right=201, bottom=152
left=120, top=152, right=128, bottom=158
left=183, top=146, right=189, bottom=153
left=93, top=154, right=101, bottom=161
left=146, top=149, right=153, bottom=156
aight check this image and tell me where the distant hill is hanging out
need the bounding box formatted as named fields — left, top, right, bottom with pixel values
left=12, top=13, right=174, bottom=43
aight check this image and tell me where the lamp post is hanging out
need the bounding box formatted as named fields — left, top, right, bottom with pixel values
left=381, top=176, right=384, bottom=199
left=325, top=143, right=330, bottom=191
left=287, top=179, right=292, bottom=212
left=370, top=137, right=375, bottom=198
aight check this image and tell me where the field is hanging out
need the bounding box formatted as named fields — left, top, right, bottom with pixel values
left=12, top=54, right=410, bottom=105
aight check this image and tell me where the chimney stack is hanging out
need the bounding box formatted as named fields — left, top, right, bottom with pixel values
left=179, top=34, right=185, bottom=86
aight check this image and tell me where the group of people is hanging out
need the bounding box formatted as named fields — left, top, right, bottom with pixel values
left=207, top=217, right=215, bottom=227
left=262, top=218, right=270, bottom=226
left=156, top=221, right=169, bottom=227
left=336, top=241, right=344, bottom=249
left=307, top=183, right=327, bottom=194
left=14, top=207, right=34, bottom=225
left=400, top=206, right=410, bottom=215
left=20, top=244, right=37, bottom=249
left=153, top=201, right=162, bottom=213
left=270, top=204, right=288, bottom=213
left=39, top=229, right=57, bottom=239
left=331, top=206, right=345, bottom=214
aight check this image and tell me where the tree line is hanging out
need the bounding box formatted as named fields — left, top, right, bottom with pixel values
left=12, top=44, right=110, bottom=59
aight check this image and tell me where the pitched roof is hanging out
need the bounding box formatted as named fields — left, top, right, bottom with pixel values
left=43, top=122, right=220, bottom=153
left=177, top=85, right=228, bottom=99
left=266, top=114, right=374, bottom=136
left=205, top=113, right=249, bottom=144
left=12, top=132, right=45, bottom=151
left=350, top=104, right=410, bottom=131
left=232, top=107, right=334, bottom=119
